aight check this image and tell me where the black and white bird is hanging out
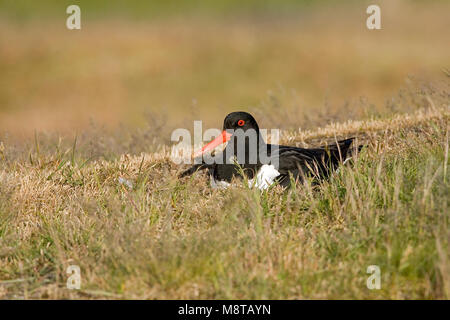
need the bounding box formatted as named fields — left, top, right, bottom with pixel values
left=179, top=111, right=361, bottom=189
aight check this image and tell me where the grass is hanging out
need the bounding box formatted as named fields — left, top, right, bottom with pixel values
left=0, top=0, right=449, bottom=300
left=0, top=84, right=448, bottom=298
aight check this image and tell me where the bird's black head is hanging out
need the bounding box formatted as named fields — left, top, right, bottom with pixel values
left=193, top=111, right=262, bottom=158
left=223, top=111, right=259, bottom=132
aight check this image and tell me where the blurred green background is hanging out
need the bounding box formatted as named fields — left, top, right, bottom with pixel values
left=0, top=0, right=342, bottom=20
left=0, top=0, right=448, bottom=138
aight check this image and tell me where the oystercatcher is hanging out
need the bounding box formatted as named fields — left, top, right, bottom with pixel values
left=179, top=111, right=360, bottom=189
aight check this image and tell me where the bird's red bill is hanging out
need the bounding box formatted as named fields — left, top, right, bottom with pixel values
left=193, top=130, right=232, bottom=158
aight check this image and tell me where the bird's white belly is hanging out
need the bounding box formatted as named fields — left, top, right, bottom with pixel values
left=211, top=164, right=280, bottom=190
left=248, top=164, right=280, bottom=190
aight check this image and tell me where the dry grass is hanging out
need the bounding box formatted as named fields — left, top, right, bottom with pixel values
left=0, top=86, right=448, bottom=298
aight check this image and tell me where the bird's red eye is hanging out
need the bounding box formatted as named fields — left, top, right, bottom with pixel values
left=237, top=120, right=245, bottom=126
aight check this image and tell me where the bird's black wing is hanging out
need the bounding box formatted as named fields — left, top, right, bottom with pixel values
left=271, top=138, right=356, bottom=187
left=178, top=152, right=225, bottom=178
left=178, top=162, right=212, bottom=178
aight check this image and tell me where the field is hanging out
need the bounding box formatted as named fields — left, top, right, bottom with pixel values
left=0, top=0, right=449, bottom=299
